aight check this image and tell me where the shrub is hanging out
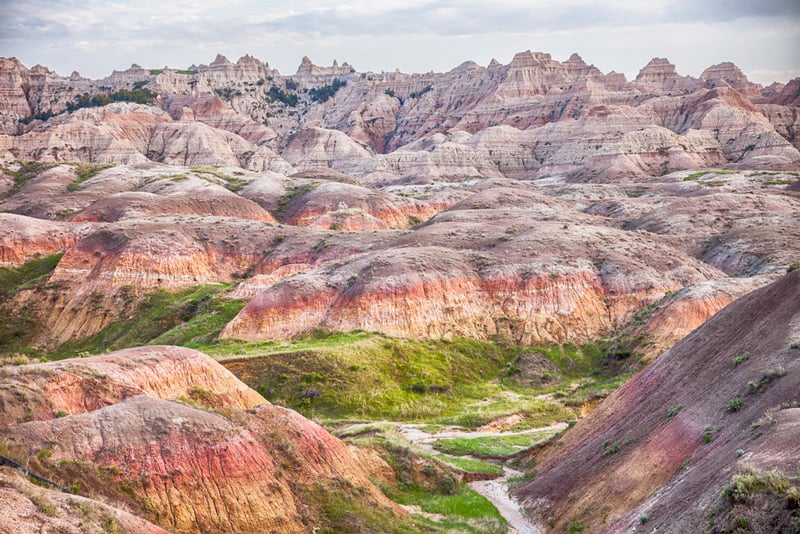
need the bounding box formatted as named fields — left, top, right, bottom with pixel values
left=726, top=396, right=743, bottom=413
left=666, top=404, right=682, bottom=419
left=732, top=352, right=750, bottom=366
left=602, top=440, right=621, bottom=456
left=31, top=493, right=58, bottom=516
left=266, top=86, right=298, bottom=106
left=308, top=78, right=347, bottom=102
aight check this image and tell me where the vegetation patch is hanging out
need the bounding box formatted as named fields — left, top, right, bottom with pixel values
left=746, top=366, right=786, bottom=395
left=433, top=430, right=558, bottom=458
left=1, top=161, right=58, bottom=195
left=217, top=333, right=577, bottom=424
left=48, top=284, right=244, bottom=359
left=682, top=169, right=737, bottom=181
left=666, top=404, right=682, bottom=420
left=384, top=484, right=505, bottom=530
left=0, top=253, right=64, bottom=356
left=308, top=78, right=347, bottom=102
left=434, top=455, right=503, bottom=475
left=732, top=351, right=750, bottom=366
left=266, top=85, right=298, bottom=107
left=189, top=166, right=247, bottom=192
left=0, top=253, right=63, bottom=299
left=709, top=470, right=800, bottom=533
left=65, top=88, right=157, bottom=112
left=67, top=163, right=116, bottom=191
left=273, top=182, right=319, bottom=219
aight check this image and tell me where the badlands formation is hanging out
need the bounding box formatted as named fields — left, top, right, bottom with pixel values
left=0, top=51, right=798, bottom=533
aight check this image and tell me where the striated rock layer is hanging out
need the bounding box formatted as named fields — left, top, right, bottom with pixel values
left=1, top=346, right=402, bottom=534
left=515, top=270, right=800, bottom=532
left=1, top=51, right=798, bottom=183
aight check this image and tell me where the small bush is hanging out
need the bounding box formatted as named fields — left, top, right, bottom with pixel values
left=31, top=493, right=58, bottom=516
left=726, top=396, right=743, bottom=413
left=732, top=352, right=750, bottom=366
left=602, top=440, right=621, bottom=456
left=666, top=404, right=682, bottom=419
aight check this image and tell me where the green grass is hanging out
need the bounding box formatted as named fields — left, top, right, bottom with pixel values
left=302, top=479, right=430, bottom=534
left=1, top=161, right=58, bottom=195
left=385, top=485, right=505, bottom=523
left=0, top=253, right=64, bottom=355
left=189, top=166, right=248, bottom=192
left=434, top=455, right=504, bottom=475
left=682, top=169, right=737, bottom=181
left=48, top=284, right=244, bottom=359
left=433, top=430, right=558, bottom=458
left=273, top=182, right=319, bottom=219
left=205, top=332, right=631, bottom=425
left=67, top=163, right=115, bottom=191
left=214, top=332, right=578, bottom=424
left=0, top=253, right=63, bottom=298
left=216, top=334, right=527, bottom=421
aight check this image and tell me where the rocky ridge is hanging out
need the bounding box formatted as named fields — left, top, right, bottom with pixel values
left=1, top=52, right=797, bottom=182
left=1, top=160, right=797, bottom=352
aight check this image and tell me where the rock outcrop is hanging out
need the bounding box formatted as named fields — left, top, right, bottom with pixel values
left=1, top=52, right=797, bottom=180
left=0, top=467, right=168, bottom=534
left=222, top=187, right=725, bottom=345
left=1, top=346, right=402, bottom=534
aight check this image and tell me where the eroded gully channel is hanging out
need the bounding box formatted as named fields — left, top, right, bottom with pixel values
left=397, top=424, right=567, bottom=533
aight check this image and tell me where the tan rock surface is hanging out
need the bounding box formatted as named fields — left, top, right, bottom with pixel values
left=0, top=468, right=168, bottom=534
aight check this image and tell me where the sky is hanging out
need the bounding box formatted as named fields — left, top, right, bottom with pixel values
left=1, top=0, right=799, bottom=85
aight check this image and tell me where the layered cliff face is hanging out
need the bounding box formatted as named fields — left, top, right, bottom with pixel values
left=514, top=270, right=800, bottom=532
left=0, top=345, right=264, bottom=426
left=1, top=51, right=797, bottom=182
left=221, top=186, right=727, bottom=344
left=0, top=213, right=86, bottom=266
left=0, top=346, right=401, bottom=534
left=1, top=159, right=797, bottom=353
left=0, top=52, right=798, bottom=357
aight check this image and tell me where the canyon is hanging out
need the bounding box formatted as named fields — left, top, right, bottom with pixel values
left=0, top=50, right=798, bottom=533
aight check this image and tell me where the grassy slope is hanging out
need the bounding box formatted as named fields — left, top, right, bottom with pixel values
left=215, top=333, right=583, bottom=424
left=0, top=253, right=64, bottom=355
left=433, top=430, right=560, bottom=458
left=48, top=284, right=245, bottom=359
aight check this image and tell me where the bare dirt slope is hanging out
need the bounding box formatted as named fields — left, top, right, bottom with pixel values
left=515, top=270, right=800, bottom=532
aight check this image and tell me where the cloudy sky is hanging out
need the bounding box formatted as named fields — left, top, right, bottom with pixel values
left=1, top=0, right=798, bottom=85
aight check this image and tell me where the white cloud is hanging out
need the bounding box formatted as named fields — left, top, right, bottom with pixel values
left=0, top=0, right=797, bottom=84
